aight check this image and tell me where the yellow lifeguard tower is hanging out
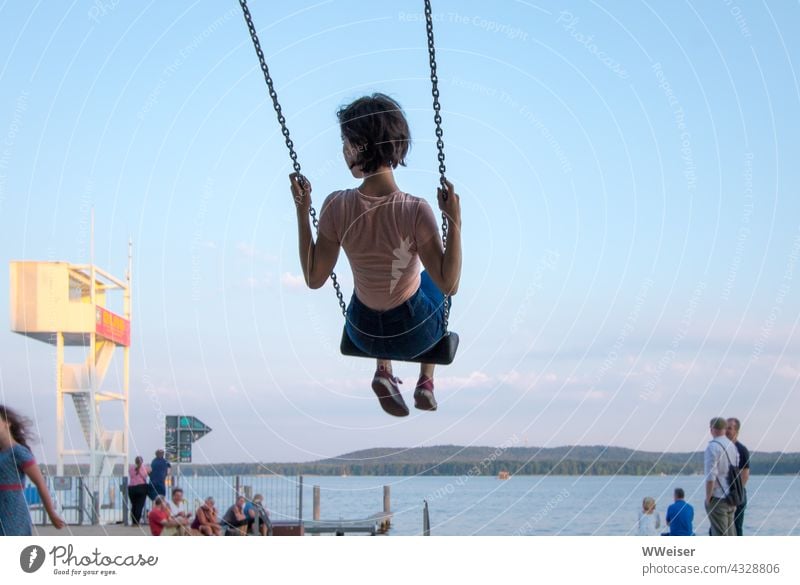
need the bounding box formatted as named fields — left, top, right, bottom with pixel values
left=9, top=250, right=131, bottom=477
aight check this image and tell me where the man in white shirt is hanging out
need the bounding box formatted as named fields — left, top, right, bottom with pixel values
left=704, top=417, right=739, bottom=536
left=166, top=487, right=192, bottom=535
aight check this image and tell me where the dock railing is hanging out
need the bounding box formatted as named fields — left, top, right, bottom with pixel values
left=31, top=474, right=303, bottom=527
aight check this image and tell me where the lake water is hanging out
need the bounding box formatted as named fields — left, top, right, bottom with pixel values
left=298, top=475, right=799, bottom=536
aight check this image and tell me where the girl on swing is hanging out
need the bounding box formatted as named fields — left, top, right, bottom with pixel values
left=289, top=93, right=462, bottom=417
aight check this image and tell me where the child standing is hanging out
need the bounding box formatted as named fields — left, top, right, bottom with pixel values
left=0, top=405, right=65, bottom=535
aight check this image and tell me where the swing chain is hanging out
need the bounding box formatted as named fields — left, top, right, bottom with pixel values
left=424, top=0, right=450, bottom=331
left=239, top=0, right=347, bottom=317
left=239, top=0, right=301, bottom=179
left=331, top=268, right=347, bottom=317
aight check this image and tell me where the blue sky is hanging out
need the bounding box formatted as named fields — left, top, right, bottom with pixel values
left=1, top=1, right=798, bottom=465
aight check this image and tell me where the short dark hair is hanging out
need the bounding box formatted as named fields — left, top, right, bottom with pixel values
left=337, top=93, right=410, bottom=174
left=727, top=417, right=741, bottom=431
left=172, top=487, right=183, bottom=496
left=674, top=488, right=685, bottom=499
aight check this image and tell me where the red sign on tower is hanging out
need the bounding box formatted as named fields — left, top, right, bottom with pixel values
left=95, top=306, right=130, bottom=346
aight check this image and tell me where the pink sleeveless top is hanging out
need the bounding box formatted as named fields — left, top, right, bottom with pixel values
left=318, top=189, right=440, bottom=311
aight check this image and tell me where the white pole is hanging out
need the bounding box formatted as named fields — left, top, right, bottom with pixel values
left=56, top=332, right=65, bottom=476
left=124, top=239, right=132, bottom=472
left=89, top=208, right=97, bottom=477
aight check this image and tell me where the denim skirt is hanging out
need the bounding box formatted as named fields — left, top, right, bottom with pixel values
left=344, top=271, right=450, bottom=360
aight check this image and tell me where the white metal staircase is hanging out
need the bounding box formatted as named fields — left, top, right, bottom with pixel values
left=62, top=339, right=122, bottom=475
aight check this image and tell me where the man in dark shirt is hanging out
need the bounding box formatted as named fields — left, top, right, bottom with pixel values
left=222, top=496, right=249, bottom=536
left=726, top=417, right=751, bottom=536
left=149, top=449, right=171, bottom=499
left=665, top=488, right=694, bottom=536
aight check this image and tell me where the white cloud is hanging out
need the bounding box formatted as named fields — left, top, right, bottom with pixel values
left=280, top=272, right=306, bottom=290
left=776, top=364, right=800, bottom=380
left=235, top=241, right=278, bottom=263
left=237, top=241, right=256, bottom=258
left=438, top=369, right=572, bottom=393
left=497, top=370, right=553, bottom=390
left=244, top=276, right=273, bottom=290
left=584, top=390, right=607, bottom=400
left=440, top=370, right=492, bottom=389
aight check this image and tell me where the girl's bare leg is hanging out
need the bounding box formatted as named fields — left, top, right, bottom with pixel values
left=420, top=363, right=435, bottom=379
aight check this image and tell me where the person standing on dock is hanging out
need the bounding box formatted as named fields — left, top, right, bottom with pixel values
left=704, top=417, right=739, bottom=536
left=148, top=449, right=171, bottom=499
left=127, top=455, right=149, bottom=525
left=726, top=417, right=751, bottom=536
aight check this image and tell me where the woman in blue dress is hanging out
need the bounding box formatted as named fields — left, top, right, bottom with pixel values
left=0, top=405, right=65, bottom=535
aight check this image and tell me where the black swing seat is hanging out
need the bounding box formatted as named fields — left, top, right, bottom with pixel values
left=339, top=329, right=459, bottom=365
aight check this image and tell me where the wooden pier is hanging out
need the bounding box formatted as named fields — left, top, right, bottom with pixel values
left=304, top=484, right=393, bottom=535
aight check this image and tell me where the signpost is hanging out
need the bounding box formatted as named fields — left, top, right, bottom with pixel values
left=165, top=416, right=211, bottom=469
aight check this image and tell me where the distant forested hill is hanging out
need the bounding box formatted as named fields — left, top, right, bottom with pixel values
left=168, top=445, right=799, bottom=477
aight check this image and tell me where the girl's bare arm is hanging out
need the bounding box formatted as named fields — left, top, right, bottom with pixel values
left=290, top=173, right=341, bottom=289
left=25, top=465, right=65, bottom=529
left=418, top=180, right=462, bottom=294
